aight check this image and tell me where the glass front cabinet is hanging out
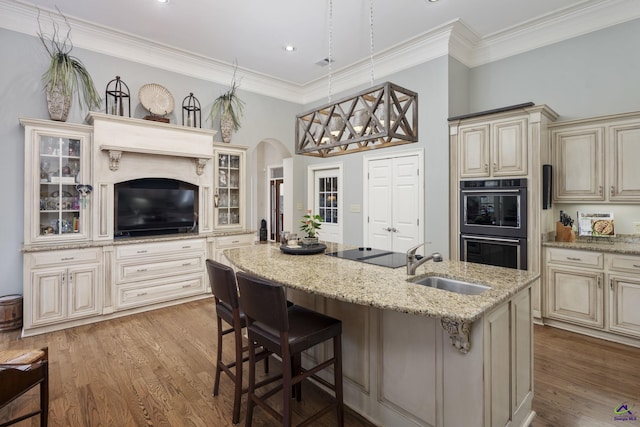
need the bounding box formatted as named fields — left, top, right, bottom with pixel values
left=21, top=118, right=93, bottom=245
left=213, top=145, right=246, bottom=229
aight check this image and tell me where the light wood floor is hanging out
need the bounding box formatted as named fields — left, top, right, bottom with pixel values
left=1, top=299, right=639, bottom=426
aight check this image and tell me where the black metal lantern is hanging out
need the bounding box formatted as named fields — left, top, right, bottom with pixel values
left=182, top=92, right=201, bottom=128
left=105, top=76, right=131, bottom=117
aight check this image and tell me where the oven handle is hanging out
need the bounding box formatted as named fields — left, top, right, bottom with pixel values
left=460, top=189, right=522, bottom=194
left=461, top=235, right=521, bottom=244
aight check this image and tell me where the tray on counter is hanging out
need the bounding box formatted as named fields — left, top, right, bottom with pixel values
left=280, top=243, right=327, bottom=255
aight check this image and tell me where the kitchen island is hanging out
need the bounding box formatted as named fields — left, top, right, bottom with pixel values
left=225, top=243, right=539, bottom=427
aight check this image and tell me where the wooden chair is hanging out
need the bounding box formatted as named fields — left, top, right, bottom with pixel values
left=236, top=271, right=344, bottom=427
left=0, top=347, right=49, bottom=427
left=206, top=259, right=270, bottom=425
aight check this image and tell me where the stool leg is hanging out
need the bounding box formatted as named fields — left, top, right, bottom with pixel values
left=232, top=323, right=243, bottom=424
left=292, top=353, right=302, bottom=402
left=41, top=362, right=49, bottom=427
left=282, top=349, right=293, bottom=427
left=245, top=339, right=257, bottom=427
left=213, top=316, right=224, bottom=397
left=334, top=335, right=344, bottom=427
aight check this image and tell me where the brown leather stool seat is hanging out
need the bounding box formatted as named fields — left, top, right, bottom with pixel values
left=236, top=271, right=344, bottom=427
left=206, top=260, right=270, bottom=425
left=0, top=347, right=49, bottom=427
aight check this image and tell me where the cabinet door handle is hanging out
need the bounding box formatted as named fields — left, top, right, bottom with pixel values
left=136, top=250, right=148, bottom=254
left=182, top=263, right=191, bottom=267
left=61, top=273, right=65, bottom=285
left=181, top=245, right=191, bottom=249
left=633, top=264, right=640, bottom=268
left=492, top=162, right=497, bottom=171
left=68, top=273, right=72, bottom=284
left=182, top=284, right=192, bottom=289
left=484, top=163, right=488, bottom=172
left=136, top=268, right=147, bottom=273
left=610, top=185, right=615, bottom=196
left=598, top=185, right=603, bottom=195
left=610, top=278, right=613, bottom=290
left=60, top=257, right=75, bottom=261
left=136, top=292, right=147, bottom=297
left=566, top=257, right=582, bottom=261
left=232, top=240, right=240, bottom=244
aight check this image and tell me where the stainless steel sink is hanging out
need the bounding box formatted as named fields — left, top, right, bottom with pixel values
left=409, top=276, right=490, bottom=295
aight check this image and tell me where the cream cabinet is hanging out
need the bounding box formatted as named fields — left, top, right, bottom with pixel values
left=23, top=247, right=102, bottom=333
left=114, top=239, right=207, bottom=310
left=457, top=117, right=527, bottom=179
left=214, top=145, right=247, bottom=229
left=608, top=254, right=640, bottom=337
left=550, top=111, right=640, bottom=203
left=543, top=247, right=640, bottom=343
left=208, top=232, right=255, bottom=267
left=21, top=118, right=93, bottom=245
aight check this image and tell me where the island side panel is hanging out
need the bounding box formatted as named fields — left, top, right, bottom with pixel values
left=442, top=317, right=485, bottom=427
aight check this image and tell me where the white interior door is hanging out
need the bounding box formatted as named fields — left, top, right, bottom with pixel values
left=308, top=165, right=343, bottom=244
left=366, top=153, right=422, bottom=254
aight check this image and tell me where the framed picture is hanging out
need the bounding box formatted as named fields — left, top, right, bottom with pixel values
left=577, top=212, right=615, bottom=237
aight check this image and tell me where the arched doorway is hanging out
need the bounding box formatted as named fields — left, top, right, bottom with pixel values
left=254, top=139, right=291, bottom=243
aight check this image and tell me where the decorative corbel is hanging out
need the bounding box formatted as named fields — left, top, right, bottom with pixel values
left=195, top=158, right=208, bottom=176
left=108, top=150, right=122, bottom=171
left=441, top=318, right=471, bottom=354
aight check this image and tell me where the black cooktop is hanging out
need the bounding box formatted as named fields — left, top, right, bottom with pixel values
left=326, top=247, right=407, bottom=268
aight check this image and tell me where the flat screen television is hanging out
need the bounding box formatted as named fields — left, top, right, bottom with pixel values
left=114, top=178, right=197, bottom=238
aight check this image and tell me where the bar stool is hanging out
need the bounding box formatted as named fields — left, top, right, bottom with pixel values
left=206, top=259, right=270, bottom=425
left=0, top=347, right=49, bottom=427
left=236, top=271, right=344, bottom=427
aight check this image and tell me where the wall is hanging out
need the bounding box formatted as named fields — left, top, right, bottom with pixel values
left=468, top=19, right=640, bottom=120
left=0, top=28, right=300, bottom=296
left=466, top=18, right=640, bottom=235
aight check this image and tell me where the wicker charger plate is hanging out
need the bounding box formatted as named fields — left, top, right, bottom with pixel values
left=139, top=83, right=175, bottom=115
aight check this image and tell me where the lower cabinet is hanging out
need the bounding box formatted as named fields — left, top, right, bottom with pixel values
left=113, top=238, right=207, bottom=310
left=208, top=232, right=254, bottom=266
left=543, top=247, right=640, bottom=344
left=24, top=247, right=102, bottom=333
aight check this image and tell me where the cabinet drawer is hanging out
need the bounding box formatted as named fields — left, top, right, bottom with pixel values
left=116, top=275, right=205, bottom=310
left=546, top=248, right=603, bottom=269
left=116, top=238, right=206, bottom=259
left=608, top=254, right=640, bottom=274
left=214, top=233, right=254, bottom=248
left=28, top=247, right=101, bottom=268
left=116, top=253, right=205, bottom=283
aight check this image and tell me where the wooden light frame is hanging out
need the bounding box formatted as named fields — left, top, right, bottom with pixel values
left=295, top=81, right=418, bottom=157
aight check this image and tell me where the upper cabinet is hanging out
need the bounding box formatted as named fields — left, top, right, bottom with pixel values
left=21, top=118, right=93, bottom=245
left=457, top=117, right=528, bottom=178
left=214, top=145, right=247, bottom=230
left=551, top=111, right=640, bottom=203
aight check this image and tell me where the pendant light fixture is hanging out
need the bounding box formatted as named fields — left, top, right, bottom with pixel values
left=295, top=0, right=418, bottom=157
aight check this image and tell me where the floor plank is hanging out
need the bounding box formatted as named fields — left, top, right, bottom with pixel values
left=1, top=300, right=639, bottom=426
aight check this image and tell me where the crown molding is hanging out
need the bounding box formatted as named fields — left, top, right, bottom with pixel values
left=470, top=0, right=640, bottom=67
left=1, top=0, right=638, bottom=105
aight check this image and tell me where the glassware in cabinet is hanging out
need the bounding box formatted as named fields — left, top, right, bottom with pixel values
left=214, top=148, right=245, bottom=229
left=22, top=118, right=92, bottom=244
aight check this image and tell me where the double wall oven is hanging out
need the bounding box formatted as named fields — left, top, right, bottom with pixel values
left=459, top=178, right=528, bottom=270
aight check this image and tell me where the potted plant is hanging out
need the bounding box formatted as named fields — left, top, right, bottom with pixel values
left=37, top=8, right=101, bottom=121
left=299, top=210, right=323, bottom=245
left=209, top=66, right=245, bottom=142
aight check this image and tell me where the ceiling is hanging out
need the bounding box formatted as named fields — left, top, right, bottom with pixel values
left=2, top=0, right=639, bottom=102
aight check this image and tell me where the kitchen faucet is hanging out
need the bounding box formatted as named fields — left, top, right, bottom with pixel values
left=406, top=243, right=443, bottom=275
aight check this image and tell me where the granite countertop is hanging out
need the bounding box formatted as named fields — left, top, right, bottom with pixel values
left=543, top=236, right=640, bottom=255
left=22, top=229, right=255, bottom=253
left=224, top=242, right=539, bottom=323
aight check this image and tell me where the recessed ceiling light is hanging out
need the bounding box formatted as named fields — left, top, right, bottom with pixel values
left=157, top=0, right=169, bottom=3
left=426, top=0, right=438, bottom=2
left=284, top=45, right=296, bottom=52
